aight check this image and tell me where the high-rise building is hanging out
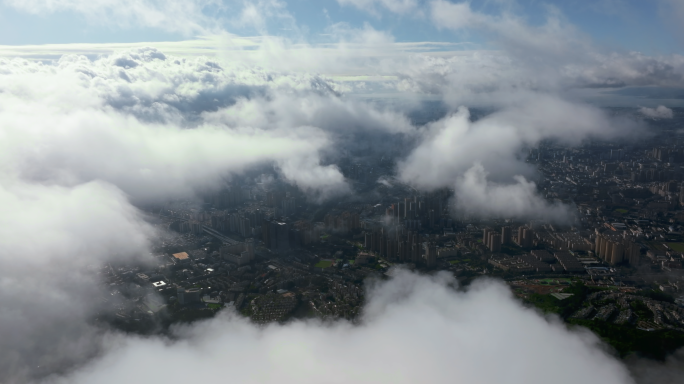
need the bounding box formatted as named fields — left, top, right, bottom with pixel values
left=276, top=222, right=289, bottom=253
left=425, top=242, right=437, bottom=268
left=595, top=232, right=640, bottom=266
left=177, top=287, right=201, bottom=305
left=387, top=239, right=398, bottom=261
left=483, top=228, right=491, bottom=247
left=364, top=232, right=372, bottom=249
left=628, top=242, right=640, bottom=266
left=489, top=233, right=501, bottom=253
left=610, top=242, right=624, bottom=264
left=518, top=227, right=534, bottom=248
left=501, top=226, right=511, bottom=245
left=398, top=240, right=407, bottom=262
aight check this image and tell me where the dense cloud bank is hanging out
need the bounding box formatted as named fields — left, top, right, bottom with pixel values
left=2, top=46, right=640, bottom=221
left=0, top=48, right=403, bottom=202
left=0, top=181, right=154, bottom=382
left=44, top=270, right=635, bottom=384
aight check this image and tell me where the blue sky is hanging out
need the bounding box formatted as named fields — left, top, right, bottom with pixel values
left=0, top=0, right=680, bottom=55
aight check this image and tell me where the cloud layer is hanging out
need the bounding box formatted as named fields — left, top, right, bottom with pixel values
left=0, top=48, right=384, bottom=202
left=45, top=270, right=635, bottom=384
left=3, top=0, right=222, bottom=35
left=0, top=2, right=681, bottom=381
left=396, top=99, right=640, bottom=221
left=0, top=180, right=154, bottom=382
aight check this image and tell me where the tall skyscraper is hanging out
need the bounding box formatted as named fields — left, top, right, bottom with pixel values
left=483, top=228, right=491, bottom=247
left=489, top=233, right=501, bottom=253
left=501, top=226, right=511, bottom=245
left=426, top=242, right=437, bottom=268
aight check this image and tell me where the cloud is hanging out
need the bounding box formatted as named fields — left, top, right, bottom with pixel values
left=398, top=98, right=637, bottom=189
left=44, top=270, right=634, bottom=384
left=0, top=48, right=418, bottom=202
left=0, top=180, right=154, bottom=382
left=639, top=105, right=674, bottom=119
left=397, top=98, right=641, bottom=221
left=0, top=6, right=677, bottom=383
left=453, top=164, right=574, bottom=223
left=430, top=0, right=591, bottom=60
left=2, top=0, right=223, bottom=36
left=430, top=0, right=480, bottom=30
left=378, top=0, right=684, bottom=106
left=628, top=348, right=684, bottom=384
left=0, top=46, right=402, bottom=381
left=336, top=0, right=420, bottom=15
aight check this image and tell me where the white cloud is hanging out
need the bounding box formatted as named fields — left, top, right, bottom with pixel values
left=639, top=105, right=674, bottom=119
left=397, top=98, right=641, bottom=221
left=430, top=0, right=480, bottom=30
left=336, top=0, right=420, bottom=15
left=0, top=181, right=154, bottom=382
left=0, top=48, right=408, bottom=202
left=454, top=164, right=574, bottom=223
left=46, top=270, right=634, bottom=384
left=430, top=0, right=590, bottom=60
left=2, top=0, right=222, bottom=36
left=398, top=98, right=636, bottom=189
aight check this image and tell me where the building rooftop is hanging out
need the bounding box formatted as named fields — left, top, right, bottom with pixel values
left=172, top=252, right=189, bottom=261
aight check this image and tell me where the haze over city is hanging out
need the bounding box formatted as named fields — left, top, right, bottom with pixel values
left=2, top=1, right=684, bottom=383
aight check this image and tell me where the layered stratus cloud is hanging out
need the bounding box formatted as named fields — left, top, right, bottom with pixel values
left=46, top=270, right=635, bottom=384
left=0, top=180, right=154, bottom=382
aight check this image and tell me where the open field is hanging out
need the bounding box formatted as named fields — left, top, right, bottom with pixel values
left=666, top=242, right=684, bottom=252
left=315, top=260, right=333, bottom=268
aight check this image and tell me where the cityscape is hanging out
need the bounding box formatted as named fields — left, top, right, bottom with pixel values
left=3, top=1, right=684, bottom=383
left=98, top=110, right=684, bottom=361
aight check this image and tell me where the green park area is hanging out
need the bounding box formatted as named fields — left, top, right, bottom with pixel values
left=614, top=208, right=629, bottom=214
left=666, top=243, right=684, bottom=252
left=315, top=259, right=333, bottom=268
